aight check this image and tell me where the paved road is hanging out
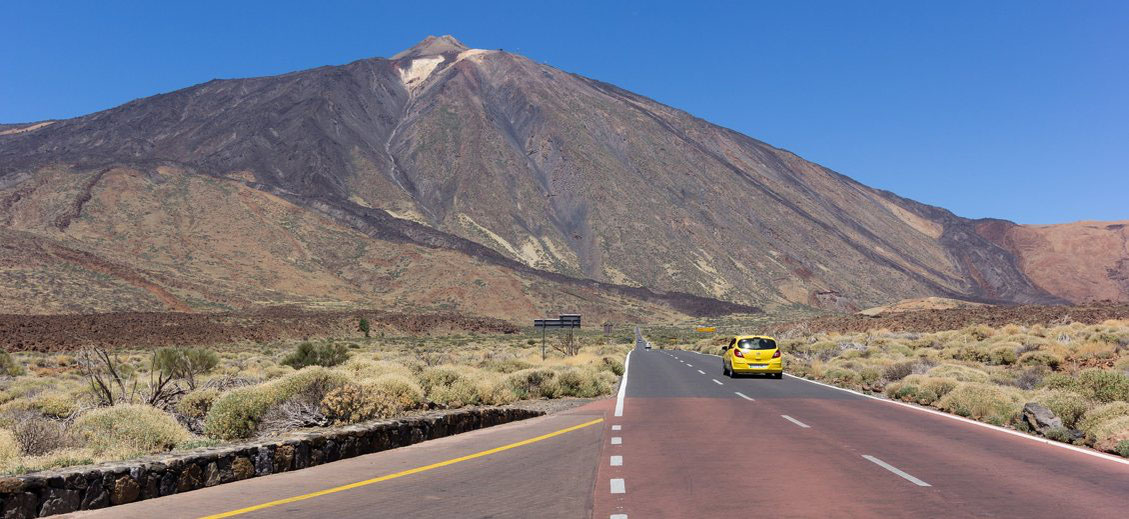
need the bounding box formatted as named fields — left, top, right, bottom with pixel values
left=72, top=402, right=609, bottom=519
left=594, top=347, right=1129, bottom=518
left=72, top=344, right=1129, bottom=518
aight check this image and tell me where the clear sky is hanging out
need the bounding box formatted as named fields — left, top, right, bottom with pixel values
left=2, top=1, right=1126, bottom=224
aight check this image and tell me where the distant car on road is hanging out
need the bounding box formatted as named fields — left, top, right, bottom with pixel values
left=644, top=342, right=651, bottom=350
left=721, top=335, right=782, bottom=378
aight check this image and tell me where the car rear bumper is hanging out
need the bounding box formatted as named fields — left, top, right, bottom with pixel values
left=731, top=362, right=782, bottom=374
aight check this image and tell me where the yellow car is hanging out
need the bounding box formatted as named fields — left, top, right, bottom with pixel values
left=722, top=335, right=783, bottom=378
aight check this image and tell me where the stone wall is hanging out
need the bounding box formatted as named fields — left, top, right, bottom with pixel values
left=0, top=406, right=543, bottom=518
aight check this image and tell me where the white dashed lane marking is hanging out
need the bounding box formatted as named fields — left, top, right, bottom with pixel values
left=611, top=455, right=623, bottom=466
left=610, top=478, right=626, bottom=494
left=782, top=415, right=811, bottom=428
left=612, top=425, right=621, bottom=431
left=712, top=379, right=724, bottom=385
left=611, top=437, right=622, bottom=445
left=863, top=455, right=931, bottom=487
left=697, top=369, right=705, bottom=374
left=734, top=392, right=754, bottom=401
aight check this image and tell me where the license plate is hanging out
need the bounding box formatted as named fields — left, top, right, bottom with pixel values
left=749, top=364, right=768, bottom=368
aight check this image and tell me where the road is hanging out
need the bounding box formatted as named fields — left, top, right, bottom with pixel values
left=74, top=343, right=1129, bottom=518
left=595, top=347, right=1129, bottom=518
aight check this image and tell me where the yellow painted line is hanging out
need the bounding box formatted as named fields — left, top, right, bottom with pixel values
left=200, top=417, right=605, bottom=518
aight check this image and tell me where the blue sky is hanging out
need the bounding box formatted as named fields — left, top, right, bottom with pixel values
left=2, top=1, right=1126, bottom=224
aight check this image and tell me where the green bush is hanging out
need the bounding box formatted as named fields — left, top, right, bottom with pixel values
left=1029, top=390, right=1092, bottom=428
left=73, top=404, right=190, bottom=454
left=428, top=377, right=481, bottom=407
left=176, top=389, right=220, bottom=420
left=1043, top=369, right=1129, bottom=403
left=505, top=369, right=560, bottom=399
left=281, top=342, right=349, bottom=369
left=1117, top=440, right=1129, bottom=458
left=989, top=346, right=1018, bottom=366
left=203, top=368, right=348, bottom=440
left=598, top=357, right=625, bottom=376
left=152, top=347, right=219, bottom=388
left=203, top=386, right=275, bottom=440
left=555, top=369, right=611, bottom=398
left=0, top=352, right=25, bottom=377
left=936, top=383, right=1024, bottom=426
left=1018, top=351, right=1062, bottom=369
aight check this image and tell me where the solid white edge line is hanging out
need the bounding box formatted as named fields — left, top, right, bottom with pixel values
left=610, top=478, right=626, bottom=494
left=781, top=414, right=811, bottom=428
left=734, top=391, right=754, bottom=401
left=783, top=373, right=1129, bottom=466
left=676, top=349, right=1129, bottom=466
left=610, top=455, right=623, bottom=466
left=697, top=369, right=705, bottom=375
left=712, top=379, right=723, bottom=385
left=614, top=350, right=632, bottom=418
left=863, top=455, right=931, bottom=486
left=612, top=425, right=621, bottom=431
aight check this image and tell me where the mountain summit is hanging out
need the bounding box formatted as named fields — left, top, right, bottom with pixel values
left=392, top=35, right=470, bottom=59
left=1, top=36, right=1125, bottom=316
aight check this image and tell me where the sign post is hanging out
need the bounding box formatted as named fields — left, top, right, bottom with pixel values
left=534, top=314, right=582, bottom=360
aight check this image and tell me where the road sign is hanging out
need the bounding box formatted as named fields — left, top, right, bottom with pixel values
left=534, top=314, right=582, bottom=360
left=696, top=326, right=717, bottom=333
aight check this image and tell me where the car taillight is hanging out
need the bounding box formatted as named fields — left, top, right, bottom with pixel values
left=733, top=349, right=744, bottom=358
left=772, top=350, right=781, bottom=358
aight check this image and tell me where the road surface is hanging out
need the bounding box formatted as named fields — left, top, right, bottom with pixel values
left=74, top=344, right=1129, bottom=518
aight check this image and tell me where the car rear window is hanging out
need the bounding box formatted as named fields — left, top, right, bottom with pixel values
left=737, top=338, right=776, bottom=350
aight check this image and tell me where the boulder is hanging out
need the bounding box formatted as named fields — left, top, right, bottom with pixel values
left=1023, top=402, right=1063, bottom=433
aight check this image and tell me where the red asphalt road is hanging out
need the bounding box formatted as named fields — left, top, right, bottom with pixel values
left=593, top=348, right=1129, bottom=518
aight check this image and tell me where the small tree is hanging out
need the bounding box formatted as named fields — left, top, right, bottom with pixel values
left=153, top=347, right=219, bottom=390
left=282, top=342, right=349, bottom=369
left=358, top=318, right=371, bottom=339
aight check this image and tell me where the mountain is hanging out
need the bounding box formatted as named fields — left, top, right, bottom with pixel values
left=1, top=35, right=1125, bottom=320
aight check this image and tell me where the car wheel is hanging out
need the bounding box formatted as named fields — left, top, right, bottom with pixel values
left=774, top=373, right=783, bottom=379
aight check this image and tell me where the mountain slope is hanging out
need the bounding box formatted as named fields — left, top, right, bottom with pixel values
left=1, top=35, right=1123, bottom=315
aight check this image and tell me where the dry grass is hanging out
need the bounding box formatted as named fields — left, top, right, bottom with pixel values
left=0, top=330, right=629, bottom=474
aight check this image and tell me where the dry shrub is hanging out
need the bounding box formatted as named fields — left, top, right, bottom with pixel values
left=0, top=352, right=25, bottom=377
left=882, top=361, right=916, bottom=382
left=0, top=429, right=19, bottom=461
left=31, top=393, right=79, bottom=419
left=321, top=375, right=424, bottom=425
left=176, top=388, right=220, bottom=420
left=926, top=364, right=989, bottom=383
left=72, top=404, right=190, bottom=454
left=204, top=367, right=348, bottom=440
left=1089, top=416, right=1129, bottom=453
left=936, top=383, right=1024, bottom=425
left=476, top=375, right=519, bottom=405
left=505, top=368, right=560, bottom=399
left=1078, top=401, right=1129, bottom=439
left=885, top=375, right=957, bottom=405
left=555, top=368, right=613, bottom=398
left=1043, top=369, right=1129, bottom=403
left=1018, top=350, right=1062, bottom=369
left=340, top=357, right=415, bottom=381
left=1029, top=390, right=1092, bottom=428
left=6, top=410, right=69, bottom=456
left=989, top=346, right=1019, bottom=366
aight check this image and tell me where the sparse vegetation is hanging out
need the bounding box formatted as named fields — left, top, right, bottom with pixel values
left=668, top=318, right=1129, bottom=457
left=0, top=329, right=628, bottom=474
